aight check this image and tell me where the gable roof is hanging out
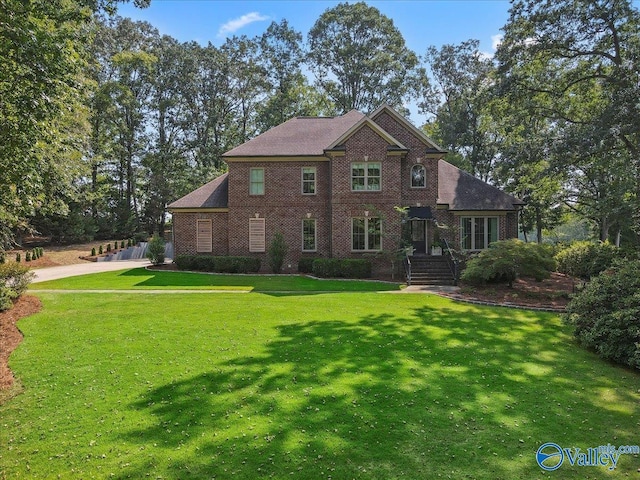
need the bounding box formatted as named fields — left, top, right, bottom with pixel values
left=168, top=173, right=228, bottom=209
left=223, top=110, right=365, bottom=157
left=437, top=160, right=525, bottom=211
left=326, top=116, right=408, bottom=151
left=370, top=104, right=447, bottom=153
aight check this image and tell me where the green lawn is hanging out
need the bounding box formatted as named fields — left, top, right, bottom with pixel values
left=30, top=267, right=402, bottom=292
left=1, top=287, right=638, bottom=478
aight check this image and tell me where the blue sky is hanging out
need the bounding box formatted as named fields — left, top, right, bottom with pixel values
left=117, top=0, right=511, bottom=58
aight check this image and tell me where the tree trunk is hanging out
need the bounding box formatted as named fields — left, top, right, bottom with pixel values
left=536, top=207, right=543, bottom=244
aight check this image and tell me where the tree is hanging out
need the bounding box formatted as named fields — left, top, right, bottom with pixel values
left=419, top=40, right=498, bottom=181
left=496, top=0, right=640, bottom=242
left=308, top=1, right=418, bottom=113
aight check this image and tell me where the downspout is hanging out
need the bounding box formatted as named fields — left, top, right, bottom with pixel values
left=328, top=153, right=333, bottom=259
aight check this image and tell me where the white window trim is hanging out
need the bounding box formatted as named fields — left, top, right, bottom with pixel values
left=249, top=217, right=266, bottom=252
left=301, top=167, right=316, bottom=195
left=249, top=168, right=265, bottom=196
left=351, top=217, right=382, bottom=252
left=460, top=216, right=499, bottom=251
left=351, top=162, right=381, bottom=192
left=302, top=218, right=317, bottom=252
left=196, top=219, right=212, bottom=253
left=410, top=164, right=426, bottom=189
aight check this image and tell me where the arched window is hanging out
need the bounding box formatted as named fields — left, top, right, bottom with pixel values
left=411, top=164, right=426, bottom=188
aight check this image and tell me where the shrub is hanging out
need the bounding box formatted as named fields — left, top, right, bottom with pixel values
left=32, top=248, right=38, bottom=259
left=25, top=251, right=31, bottom=262
left=98, top=245, right=103, bottom=255
left=38, top=247, right=43, bottom=257
left=107, top=243, right=112, bottom=252
left=174, top=255, right=261, bottom=274
left=0, top=252, right=5, bottom=264
left=563, top=260, right=640, bottom=369
left=91, top=247, right=96, bottom=257
left=127, top=238, right=132, bottom=248
left=146, top=235, right=166, bottom=265
left=16, top=253, right=20, bottom=262
left=460, top=239, right=555, bottom=287
left=268, top=232, right=288, bottom=273
left=298, top=257, right=319, bottom=274
left=121, top=241, right=125, bottom=249
left=555, top=241, right=621, bottom=279
left=0, top=262, right=34, bottom=311
left=312, top=258, right=372, bottom=279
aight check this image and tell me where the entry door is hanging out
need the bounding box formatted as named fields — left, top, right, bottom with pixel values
left=410, top=220, right=427, bottom=254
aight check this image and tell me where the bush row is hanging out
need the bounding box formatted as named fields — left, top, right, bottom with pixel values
left=554, top=241, right=621, bottom=279
left=305, top=258, right=372, bottom=279
left=175, top=255, right=261, bottom=273
left=0, top=262, right=34, bottom=311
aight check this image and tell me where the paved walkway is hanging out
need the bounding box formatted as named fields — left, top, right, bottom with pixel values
left=32, top=259, right=152, bottom=283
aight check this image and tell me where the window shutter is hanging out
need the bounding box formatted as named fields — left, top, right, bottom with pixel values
left=249, top=218, right=265, bottom=252
left=196, top=219, right=212, bottom=253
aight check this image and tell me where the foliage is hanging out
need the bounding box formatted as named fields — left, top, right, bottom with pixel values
left=460, top=239, right=555, bottom=287
left=267, top=232, right=288, bottom=273
left=554, top=241, right=621, bottom=279
left=312, top=258, right=372, bottom=278
left=0, top=262, right=34, bottom=311
left=297, top=257, right=319, bottom=274
left=564, top=260, right=640, bottom=369
left=308, top=1, right=418, bottom=112
left=146, top=235, right=165, bottom=265
left=174, top=255, right=261, bottom=274
left=91, top=247, right=96, bottom=257
left=15, top=253, right=20, bottom=263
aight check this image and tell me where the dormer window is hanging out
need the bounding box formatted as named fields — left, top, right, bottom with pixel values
left=411, top=164, right=426, bottom=188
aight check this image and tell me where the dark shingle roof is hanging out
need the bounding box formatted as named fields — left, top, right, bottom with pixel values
left=223, top=110, right=365, bottom=157
left=168, top=173, right=228, bottom=209
left=438, top=160, right=525, bottom=211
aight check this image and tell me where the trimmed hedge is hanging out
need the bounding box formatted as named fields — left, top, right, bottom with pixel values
left=175, top=255, right=261, bottom=274
left=555, top=241, right=620, bottom=279
left=312, top=258, right=372, bottom=279
left=298, top=257, right=319, bottom=274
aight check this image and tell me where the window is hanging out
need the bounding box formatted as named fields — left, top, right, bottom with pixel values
left=249, top=218, right=265, bottom=252
left=302, top=167, right=316, bottom=195
left=196, top=219, right=212, bottom=253
left=352, top=217, right=381, bottom=251
left=250, top=168, right=264, bottom=195
left=411, top=164, right=426, bottom=188
left=351, top=162, right=381, bottom=191
left=302, top=219, right=316, bottom=251
left=460, top=216, right=498, bottom=250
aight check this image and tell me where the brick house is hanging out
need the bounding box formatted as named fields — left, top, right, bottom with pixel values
left=168, top=105, right=524, bottom=280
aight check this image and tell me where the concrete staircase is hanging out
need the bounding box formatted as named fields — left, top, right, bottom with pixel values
left=408, top=255, right=455, bottom=286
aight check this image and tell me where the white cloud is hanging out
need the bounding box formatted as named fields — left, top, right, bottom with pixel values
left=491, top=34, right=503, bottom=52
left=217, top=12, right=269, bottom=38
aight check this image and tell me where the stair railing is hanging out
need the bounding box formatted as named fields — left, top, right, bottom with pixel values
left=404, top=249, right=412, bottom=286
left=442, top=238, right=459, bottom=286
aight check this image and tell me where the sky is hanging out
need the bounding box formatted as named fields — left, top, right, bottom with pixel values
left=116, top=0, right=513, bottom=122
left=117, top=0, right=511, bottom=59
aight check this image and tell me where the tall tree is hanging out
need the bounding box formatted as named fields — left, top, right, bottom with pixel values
left=419, top=40, right=498, bottom=181
left=307, top=1, right=418, bottom=113
left=496, top=0, right=640, bottom=241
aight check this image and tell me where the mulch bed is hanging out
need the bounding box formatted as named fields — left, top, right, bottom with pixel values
left=0, top=295, right=42, bottom=390
left=447, top=272, right=575, bottom=311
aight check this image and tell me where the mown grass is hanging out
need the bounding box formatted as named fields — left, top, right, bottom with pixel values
left=29, top=267, right=402, bottom=292
left=1, top=291, right=638, bottom=479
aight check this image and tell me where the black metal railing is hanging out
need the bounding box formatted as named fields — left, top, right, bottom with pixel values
left=442, top=238, right=459, bottom=285
left=404, top=249, right=412, bottom=286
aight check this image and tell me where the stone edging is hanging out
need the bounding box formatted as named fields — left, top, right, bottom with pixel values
left=439, top=293, right=566, bottom=313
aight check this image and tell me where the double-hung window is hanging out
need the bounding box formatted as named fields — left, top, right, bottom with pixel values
left=250, top=168, right=264, bottom=195
left=352, top=217, right=381, bottom=251
left=302, top=219, right=317, bottom=251
left=460, top=216, right=498, bottom=250
left=351, top=162, right=381, bottom=191
left=302, top=167, right=316, bottom=195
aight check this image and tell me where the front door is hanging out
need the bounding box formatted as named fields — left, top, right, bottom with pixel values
left=410, top=220, right=427, bottom=254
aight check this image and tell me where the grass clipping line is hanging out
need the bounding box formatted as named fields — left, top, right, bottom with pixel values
left=0, top=295, right=42, bottom=393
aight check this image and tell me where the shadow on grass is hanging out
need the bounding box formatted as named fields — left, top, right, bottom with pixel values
left=117, top=268, right=401, bottom=294
left=117, top=304, right=639, bottom=479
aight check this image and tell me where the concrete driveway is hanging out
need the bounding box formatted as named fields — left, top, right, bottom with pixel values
left=32, top=259, right=152, bottom=283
